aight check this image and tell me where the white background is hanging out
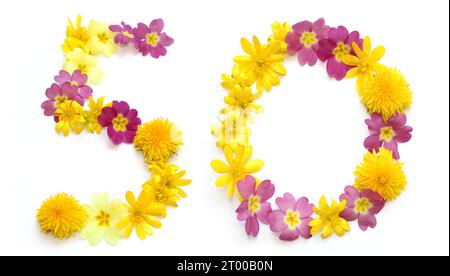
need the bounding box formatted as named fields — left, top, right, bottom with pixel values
left=0, top=0, right=448, bottom=256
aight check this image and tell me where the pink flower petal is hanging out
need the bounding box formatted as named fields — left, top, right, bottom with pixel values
left=111, top=130, right=124, bottom=145
left=77, top=86, right=93, bottom=99
left=236, top=200, right=249, bottom=215
left=275, top=193, right=296, bottom=212
left=255, top=202, right=271, bottom=225
left=387, top=113, right=407, bottom=130
left=41, top=100, right=56, bottom=116
left=45, top=84, right=60, bottom=100
left=149, top=19, right=164, bottom=33
left=364, top=134, right=382, bottom=152
left=358, top=213, right=377, bottom=231
left=292, top=20, right=312, bottom=34
left=365, top=113, right=384, bottom=132
left=123, top=130, right=136, bottom=144
left=295, top=197, right=313, bottom=219
left=245, top=216, right=259, bottom=237
left=237, top=175, right=256, bottom=199
left=327, top=26, right=348, bottom=44
left=298, top=217, right=312, bottom=239
left=339, top=186, right=360, bottom=208
left=54, top=70, right=71, bottom=84
left=383, top=140, right=400, bottom=159
left=255, top=180, right=275, bottom=202
left=159, top=32, right=174, bottom=46
left=347, top=31, right=363, bottom=51
left=316, top=39, right=335, bottom=61
left=285, top=32, right=302, bottom=54
left=268, top=210, right=287, bottom=232
left=311, top=18, right=328, bottom=40
left=297, top=47, right=317, bottom=66
left=326, top=57, right=350, bottom=80
left=279, top=228, right=299, bottom=241
left=361, top=189, right=385, bottom=214
left=395, top=126, right=413, bottom=143
left=340, top=208, right=359, bottom=221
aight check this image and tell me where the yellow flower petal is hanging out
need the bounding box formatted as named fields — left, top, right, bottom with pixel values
left=240, top=37, right=255, bottom=56
left=243, top=160, right=264, bottom=173
left=215, top=175, right=229, bottom=187
left=211, top=160, right=229, bottom=173
left=321, top=225, right=334, bottom=239
left=345, top=67, right=360, bottom=79
left=363, top=36, right=371, bottom=55
left=341, top=55, right=359, bottom=67
left=370, top=45, right=385, bottom=63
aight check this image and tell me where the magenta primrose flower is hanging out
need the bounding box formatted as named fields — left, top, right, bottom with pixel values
left=268, top=193, right=314, bottom=241
left=339, top=186, right=385, bottom=231
left=316, top=26, right=363, bottom=80
left=98, top=101, right=142, bottom=145
left=54, top=70, right=93, bottom=105
left=285, top=18, right=329, bottom=66
left=134, top=19, right=174, bottom=58
left=364, top=113, right=413, bottom=159
left=236, top=176, right=275, bottom=237
left=109, top=22, right=137, bottom=47
left=41, top=83, right=77, bottom=116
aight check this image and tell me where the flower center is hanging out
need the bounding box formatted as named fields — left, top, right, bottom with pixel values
left=377, top=174, right=389, bottom=186
left=284, top=210, right=300, bottom=229
left=332, top=42, right=351, bottom=61
left=112, top=114, right=128, bottom=131
left=380, top=126, right=395, bottom=142
left=70, top=80, right=79, bottom=86
left=97, top=32, right=109, bottom=43
left=248, top=195, right=260, bottom=215
left=300, top=32, right=317, bottom=47
left=355, top=198, right=372, bottom=214
left=146, top=33, right=160, bottom=46
left=123, top=31, right=134, bottom=38
left=76, top=63, right=88, bottom=74
left=55, top=96, right=68, bottom=105
left=95, top=210, right=111, bottom=226
left=357, top=56, right=372, bottom=74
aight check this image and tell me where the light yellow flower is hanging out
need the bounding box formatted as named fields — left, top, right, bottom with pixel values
left=211, top=111, right=250, bottom=150
left=37, top=193, right=87, bottom=239
left=234, top=36, right=286, bottom=92
left=342, top=36, right=385, bottom=90
left=61, top=15, right=90, bottom=54
left=85, top=96, right=111, bottom=134
left=354, top=148, right=407, bottom=201
left=221, top=64, right=255, bottom=91
left=211, top=145, right=264, bottom=198
left=309, top=196, right=350, bottom=238
left=63, top=48, right=104, bottom=84
left=80, top=193, right=126, bottom=246
left=268, top=21, right=292, bottom=53
left=54, top=100, right=86, bottom=136
left=87, top=20, right=118, bottom=57
left=117, top=190, right=166, bottom=240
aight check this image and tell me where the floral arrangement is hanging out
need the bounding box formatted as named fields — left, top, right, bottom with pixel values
left=38, top=16, right=191, bottom=245
left=211, top=19, right=413, bottom=240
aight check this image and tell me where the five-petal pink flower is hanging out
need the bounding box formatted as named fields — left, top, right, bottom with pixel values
left=236, top=176, right=275, bottom=237
left=54, top=70, right=93, bottom=105
left=316, top=26, right=363, bottom=80
left=134, top=19, right=174, bottom=58
left=109, top=22, right=138, bottom=47
left=41, top=83, right=78, bottom=116
left=285, top=18, right=329, bottom=66
left=339, top=186, right=385, bottom=231
left=268, top=193, right=314, bottom=241
left=364, top=113, right=413, bottom=159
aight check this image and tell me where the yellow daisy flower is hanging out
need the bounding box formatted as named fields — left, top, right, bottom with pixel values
left=222, top=84, right=263, bottom=114
left=234, top=36, right=286, bottom=92
left=117, top=190, right=166, bottom=240
left=359, top=67, right=413, bottom=121
left=268, top=21, right=292, bottom=53
left=80, top=193, right=126, bottom=246
left=85, top=96, right=111, bottom=134
left=221, top=64, right=255, bottom=91
left=63, top=48, right=104, bottom=84
left=134, top=118, right=183, bottom=164
left=342, top=36, right=385, bottom=90
left=54, top=100, right=86, bottom=136
left=142, top=175, right=180, bottom=207
left=61, top=15, right=90, bottom=54
left=37, top=193, right=88, bottom=239
left=211, top=145, right=264, bottom=198
left=354, top=148, right=407, bottom=201
left=86, top=20, right=118, bottom=57
left=149, top=162, right=192, bottom=199
left=309, top=195, right=350, bottom=238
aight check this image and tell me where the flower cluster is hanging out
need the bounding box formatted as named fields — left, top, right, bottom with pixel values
left=211, top=19, right=413, bottom=241
left=38, top=16, right=189, bottom=245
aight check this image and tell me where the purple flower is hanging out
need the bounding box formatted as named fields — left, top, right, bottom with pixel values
left=54, top=70, right=93, bottom=105
left=339, top=186, right=385, bottom=231
left=285, top=18, right=329, bottom=66
left=236, top=176, right=275, bottom=237
left=41, top=83, right=77, bottom=116
left=98, top=101, right=142, bottom=145
left=364, top=113, right=413, bottom=159
left=316, top=26, right=363, bottom=80
left=109, top=22, right=138, bottom=47
left=134, top=19, right=174, bottom=58
left=268, top=193, right=313, bottom=241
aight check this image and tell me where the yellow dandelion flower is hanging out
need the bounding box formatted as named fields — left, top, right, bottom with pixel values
left=62, top=15, right=90, bottom=54
left=149, top=162, right=192, bottom=199
left=354, top=148, right=407, bottom=201
left=85, top=96, right=111, bottom=134
left=54, top=100, right=86, bottom=136
left=268, top=21, right=292, bottom=53
left=342, top=36, right=385, bottom=90
left=36, top=193, right=88, bottom=239
left=359, top=67, right=413, bottom=121
left=86, top=20, right=118, bottom=57
left=211, top=145, right=264, bottom=198
left=63, top=48, right=104, bottom=84
left=221, top=64, right=255, bottom=91
left=234, top=36, right=286, bottom=92
left=134, top=118, right=183, bottom=164
left=309, top=196, right=350, bottom=239
left=117, top=190, right=165, bottom=240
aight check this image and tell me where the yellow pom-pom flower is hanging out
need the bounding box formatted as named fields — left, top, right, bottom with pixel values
left=63, top=48, right=104, bottom=84
left=134, top=118, right=183, bottom=164
left=309, top=196, right=350, bottom=238
left=36, top=193, right=88, bottom=239
left=211, top=145, right=264, bottom=198
left=54, top=100, right=86, bottom=136
left=86, top=20, right=118, bottom=57
left=359, top=67, right=413, bottom=121
left=268, top=21, right=292, bottom=53
left=354, top=148, right=407, bottom=201
left=62, top=15, right=90, bottom=54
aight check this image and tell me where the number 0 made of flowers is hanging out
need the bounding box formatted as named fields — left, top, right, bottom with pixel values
left=211, top=19, right=413, bottom=241
left=38, top=16, right=191, bottom=246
